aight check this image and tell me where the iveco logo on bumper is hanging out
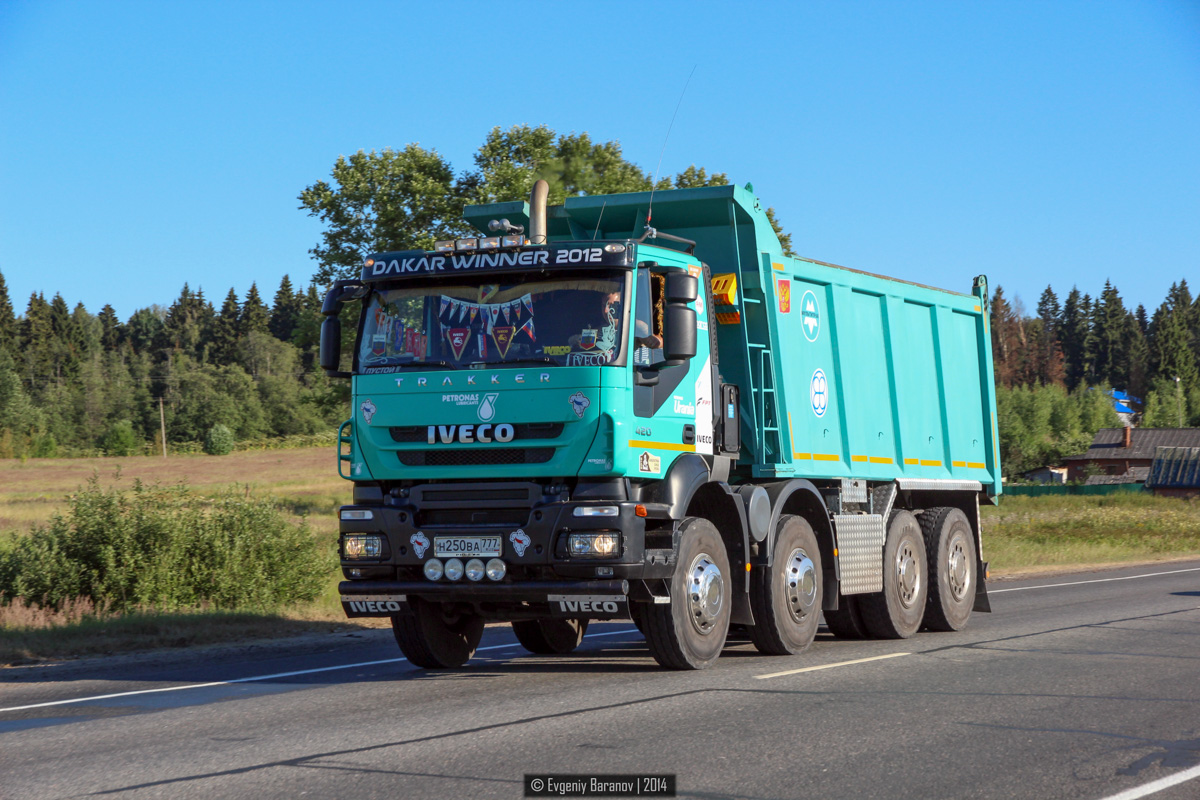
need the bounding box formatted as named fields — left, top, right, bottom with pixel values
left=427, top=423, right=515, bottom=444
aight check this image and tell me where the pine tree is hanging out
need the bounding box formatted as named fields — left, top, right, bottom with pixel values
left=1034, top=286, right=1064, bottom=385
left=208, top=289, right=241, bottom=365
left=0, top=269, right=15, bottom=355
left=98, top=304, right=123, bottom=351
left=1059, top=287, right=1090, bottom=391
left=1092, top=281, right=1129, bottom=389
left=239, top=283, right=270, bottom=337
left=269, top=275, right=303, bottom=342
left=1150, top=300, right=1199, bottom=391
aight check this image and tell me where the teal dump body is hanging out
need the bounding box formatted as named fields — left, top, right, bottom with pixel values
left=464, top=183, right=1002, bottom=498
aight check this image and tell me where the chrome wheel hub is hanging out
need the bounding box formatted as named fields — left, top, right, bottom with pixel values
left=687, top=553, right=725, bottom=635
left=896, top=540, right=922, bottom=608
left=785, top=547, right=818, bottom=623
left=947, top=534, right=971, bottom=601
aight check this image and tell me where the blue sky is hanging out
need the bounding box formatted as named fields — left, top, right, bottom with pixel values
left=1, top=0, right=1197, bottom=322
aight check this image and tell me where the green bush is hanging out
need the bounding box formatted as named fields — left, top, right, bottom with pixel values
left=204, top=424, right=236, bottom=455
left=100, top=420, right=139, bottom=457
left=0, top=477, right=333, bottom=612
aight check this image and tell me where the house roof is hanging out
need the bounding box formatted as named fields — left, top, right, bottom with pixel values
left=1146, top=446, right=1200, bottom=489
left=1064, top=428, right=1200, bottom=462
left=1085, top=466, right=1150, bottom=485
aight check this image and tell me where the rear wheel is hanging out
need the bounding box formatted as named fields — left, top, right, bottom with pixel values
left=920, top=507, right=977, bottom=631
left=749, top=515, right=822, bottom=655
left=643, top=518, right=731, bottom=670
left=823, top=596, right=868, bottom=639
left=512, top=618, right=589, bottom=654
left=859, top=510, right=928, bottom=639
left=391, top=599, right=484, bottom=669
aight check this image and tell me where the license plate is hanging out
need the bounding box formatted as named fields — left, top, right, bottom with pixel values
left=434, top=536, right=502, bottom=558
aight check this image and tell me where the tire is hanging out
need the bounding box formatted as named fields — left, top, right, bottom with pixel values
left=823, top=597, right=868, bottom=639
left=858, top=510, right=928, bottom=639
left=642, top=518, right=731, bottom=670
left=512, top=618, right=589, bottom=654
left=920, top=507, right=977, bottom=631
left=391, top=599, right=484, bottom=669
left=749, top=515, right=822, bottom=655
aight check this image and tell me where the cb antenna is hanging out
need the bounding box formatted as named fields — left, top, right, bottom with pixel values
left=645, top=63, right=698, bottom=237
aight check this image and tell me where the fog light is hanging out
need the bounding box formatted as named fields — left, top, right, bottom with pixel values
left=486, top=558, right=507, bottom=581
left=344, top=534, right=382, bottom=559
left=501, top=235, right=523, bottom=247
left=567, top=532, right=620, bottom=558
left=434, top=240, right=454, bottom=252
left=455, top=238, right=478, bottom=251
left=465, top=558, right=485, bottom=582
left=424, top=559, right=444, bottom=581
left=479, top=237, right=500, bottom=250
left=444, top=558, right=464, bottom=581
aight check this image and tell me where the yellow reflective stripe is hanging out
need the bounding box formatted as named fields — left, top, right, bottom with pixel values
left=952, top=460, right=966, bottom=467
left=627, top=440, right=696, bottom=452
left=851, top=455, right=868, bottom=463
left=968, top=461, right=986, bottom=469
left=772, top=262, right=786, bottom=271
left=904, top=458, right=919, bottom=465
left=869, top=456, right=894, bottom=464
left=920, top=459, right=943, bottom=467
left=813, top=453, right=840, bottom=462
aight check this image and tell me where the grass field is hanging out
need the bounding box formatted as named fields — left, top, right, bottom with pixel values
left=2, top=450, right=1198, bottom=664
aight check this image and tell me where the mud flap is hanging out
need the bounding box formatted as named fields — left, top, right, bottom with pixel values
left=973, top=560, right=992, bottom=612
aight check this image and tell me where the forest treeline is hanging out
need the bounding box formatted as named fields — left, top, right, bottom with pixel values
left=992, top=279, right=1200, bottom=477
left=0, top=269, right=343, bottom=458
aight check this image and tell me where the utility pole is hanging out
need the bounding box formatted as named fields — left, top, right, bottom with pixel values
left=159, top=396, right=167, bottom=458
left=1175, top=376, right=1183, bottom=428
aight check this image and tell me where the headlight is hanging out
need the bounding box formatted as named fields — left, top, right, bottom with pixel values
left=567, top=532, right=620, bottom=559
left=485, top=558, right=507, bottom=581
left=424, top=559, right=444, bottom=581
left=444, top=558, right=464, bottom=581
left=340, top=509, right=374, bottom=521
left=343, top=535, right=382, bottom=559
left=465, top=558, right=485, bottom=582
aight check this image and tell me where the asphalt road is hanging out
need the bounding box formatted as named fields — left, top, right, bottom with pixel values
left=2, top=560, right=1200, bottom=800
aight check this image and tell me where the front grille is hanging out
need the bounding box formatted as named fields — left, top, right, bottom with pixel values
left=417, top=508, right=529, bottom=527
left=398, top=448, right=555, bottom=467
left=390, top=422, right=564, bottom=443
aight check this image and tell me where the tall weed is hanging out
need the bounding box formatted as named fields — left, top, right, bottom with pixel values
left=0, top=476, right=333, bottom=612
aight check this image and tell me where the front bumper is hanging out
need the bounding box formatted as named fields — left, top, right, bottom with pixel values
left=339, top=578, right=632, bottom=620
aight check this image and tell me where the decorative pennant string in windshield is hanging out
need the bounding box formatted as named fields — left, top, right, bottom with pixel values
left=440, top=294, right=536, bottom=360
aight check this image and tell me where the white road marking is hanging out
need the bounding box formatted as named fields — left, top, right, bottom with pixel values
left=754, top=652, right=910, bottom=680
left=1099, top=763, right=1200, bottom=800
left=0, top=627, right=640, bottom=714
left=990, top=566, right=1200, bottom=594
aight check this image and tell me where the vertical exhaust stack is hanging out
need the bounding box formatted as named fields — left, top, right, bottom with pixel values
left=529, top=179, right=549, bottom=245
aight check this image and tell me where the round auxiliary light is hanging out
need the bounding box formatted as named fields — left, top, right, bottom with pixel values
left=423, top=559, right=444, bottom=581
left=486, top=558, right=507, bottom=581
left=465, top=558, right=485, bottom=582
left=444, top=558, right=465, bottom=581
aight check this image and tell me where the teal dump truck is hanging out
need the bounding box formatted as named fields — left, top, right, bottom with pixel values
left=321, top=180, right=1000, bottom=670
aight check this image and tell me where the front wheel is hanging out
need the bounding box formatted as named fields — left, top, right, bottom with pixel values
left=643, top=518, right=731, bottom=670
left=391, top=599, right=484, bottom=669
left=749, top=515, right=822, bottom=655
left=512, top=618, right=589, bottom=654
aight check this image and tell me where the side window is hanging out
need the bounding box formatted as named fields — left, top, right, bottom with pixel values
left=634, top=268, right=691, bottom=418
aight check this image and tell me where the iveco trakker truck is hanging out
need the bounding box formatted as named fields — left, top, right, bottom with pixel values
left=321, top=179, right=999, bottom=670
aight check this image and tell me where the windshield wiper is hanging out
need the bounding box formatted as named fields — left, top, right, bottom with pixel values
left=397, top=360, right=458, bottom=371
left=492, top=357, right=558, bottom=367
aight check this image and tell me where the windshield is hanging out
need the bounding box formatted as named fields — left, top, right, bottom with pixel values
left=356, top=270, right=629, bottom=372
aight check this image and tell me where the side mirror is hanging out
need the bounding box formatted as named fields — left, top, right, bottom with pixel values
left=665, top=272, right=698, bottom=303
left=320, top=317, right=343, bottom=374
left=662, top=305, right=697, bottom=363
